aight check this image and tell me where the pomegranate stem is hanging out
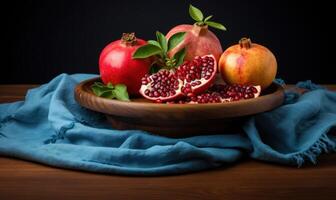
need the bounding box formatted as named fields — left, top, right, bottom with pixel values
left=192, top=23, right=208, bottom=36
left=239, top=38, right=252, bottom=49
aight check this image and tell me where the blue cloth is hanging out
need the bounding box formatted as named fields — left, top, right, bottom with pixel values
left=0, top=74, right=335, bottom=175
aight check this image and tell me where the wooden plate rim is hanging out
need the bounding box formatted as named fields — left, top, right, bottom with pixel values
left=74, top=77, right=285, bottom=118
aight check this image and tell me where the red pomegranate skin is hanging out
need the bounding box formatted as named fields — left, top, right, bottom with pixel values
left=99, top=36, right=151, bottom=96
left=166, top=24, right=223, bottom=62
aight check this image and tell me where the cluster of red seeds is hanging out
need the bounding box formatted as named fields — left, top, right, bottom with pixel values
left=141, top=56, right=215, bottom=98
left=167, top=84, right=259, bottom=104
left=141, top=71, right=179, bottom=98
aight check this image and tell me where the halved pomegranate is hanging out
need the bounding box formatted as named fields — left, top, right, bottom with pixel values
left=140, top=55, right=217, bottom=102
left=168, top=84, right=261, bottom=104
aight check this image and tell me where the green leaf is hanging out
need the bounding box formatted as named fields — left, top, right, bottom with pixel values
left=173, top=48, right=186, bottom=67
left=204, top=15, right=213, bottom=22
left=132, top=44, right=162, bottom=59
left=93, top=82, right=105, bottom=87
left=92, top=83, right=111, bottom=96
left=106, top=82, right=114, bottom=89
left=167, top=32, right=186, bottom=52
left=156, top=31, right=168, bottom=53
left=189, top=4, right=204, bottom=22
left=147, top=40, right=161, bottom=49
left=113, top=84, right=130, bottom=101
left=91, top=82, right=130, bottom=101
left=91, top=85, right=103, bottom=96
left=205, top=21, right=227, bottom=31
left=100, top=91, right=116, bottom=99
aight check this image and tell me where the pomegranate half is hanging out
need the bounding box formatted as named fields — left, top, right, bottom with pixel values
left=140, top=55, right=217, bottom=102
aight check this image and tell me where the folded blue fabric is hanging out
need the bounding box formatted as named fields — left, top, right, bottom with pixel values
left=0, top=74, right=335, bottom=175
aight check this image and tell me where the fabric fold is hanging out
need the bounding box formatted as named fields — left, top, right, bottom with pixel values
left=1, top=74, right=335, bottom=175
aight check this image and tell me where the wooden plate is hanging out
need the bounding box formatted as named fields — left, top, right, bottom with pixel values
left=74, top=77, right=284, bottom=137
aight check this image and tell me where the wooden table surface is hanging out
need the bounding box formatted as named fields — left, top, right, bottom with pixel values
left=1, top=84, right=335, bottom=200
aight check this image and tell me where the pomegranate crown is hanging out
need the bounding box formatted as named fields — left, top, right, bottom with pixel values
left=121, top=32, right=137, bottom=46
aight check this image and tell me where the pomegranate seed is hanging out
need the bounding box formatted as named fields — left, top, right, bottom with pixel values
left=251, top=87, right=258, bottom=93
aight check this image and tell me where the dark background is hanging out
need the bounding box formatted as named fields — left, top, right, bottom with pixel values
left=2, top=0, right=334, bottom=84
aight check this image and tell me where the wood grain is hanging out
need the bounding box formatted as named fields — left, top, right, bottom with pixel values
left=0, top=84, right=336, bottom=200
left=0, top=84, right=38, bottom=103
left=0, top=155, right=335, bottom=200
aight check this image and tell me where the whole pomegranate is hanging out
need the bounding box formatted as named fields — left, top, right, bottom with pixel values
left=99, top=33, right=151, bottom=95
left=219, top=38, right=277, bottom=90
left=140, top=55, right=217, bottom=102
